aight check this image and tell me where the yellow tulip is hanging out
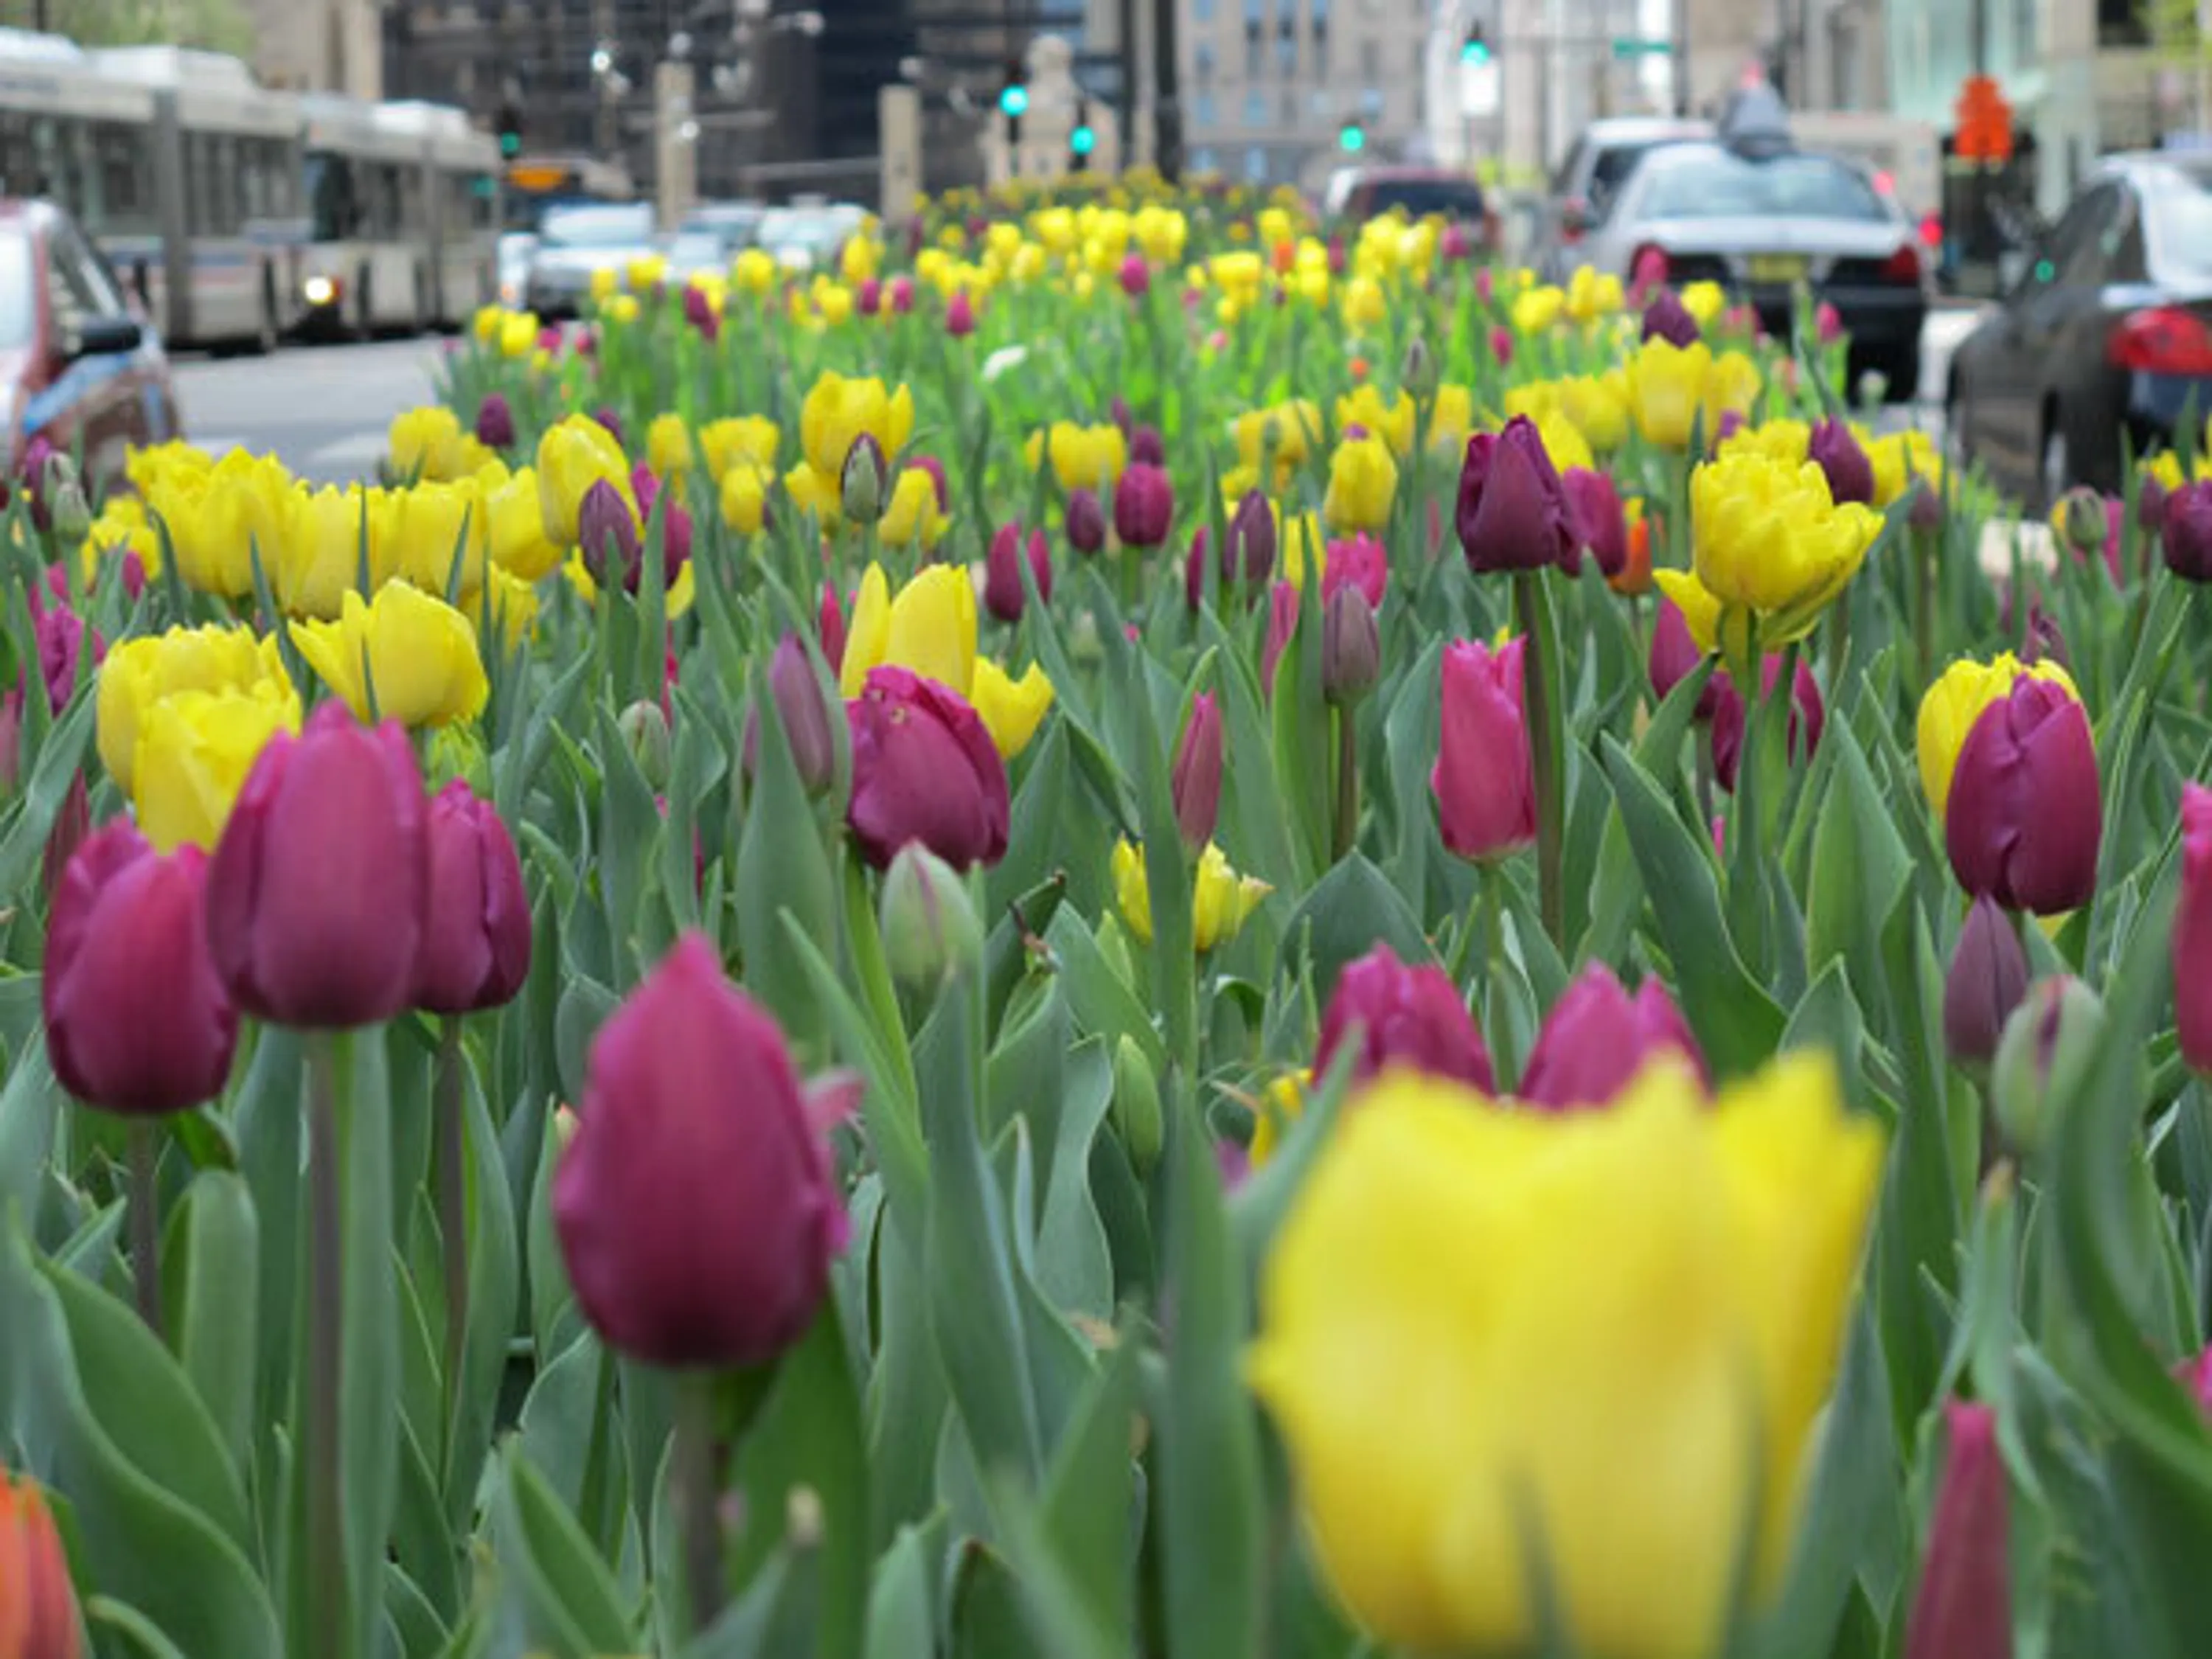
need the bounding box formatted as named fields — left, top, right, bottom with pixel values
left=816, top=283, right=855, bottom=327
left=698, top=416, right=781, bottom=483
left=625, top=253, right=667, bottom=293
left=97, top=624, right=287, bottom=792
left=164, top=448, right=295, bottom=598
left=1559, top=372, right=1630, bottom=453
left=1024, top=422, right=1128, bottom=493
left=1335, top=386, right=1416, bottom=456
left=1916, top=653, right=2080, bottom=818
left=646, top=413, right=696, bottom=482
left=388, top=405, right=470, bottom=482
left=462, top=564, right=541, bottom=655
left=1110, top=838, right=1271, bottom=952
left=291, top=580, right=489, bottom=729
left=1248, top=1050, right=1882, bottom=1659
left=498, top=310, right=539, bottom=359
left=483, top=465, right=563, bottom=581
left=785, top=461, right=844, bottom=529
left=1680, top=279, right=1727, bottom=326
left=282, top=484, right=380, bottom=619
left=719, top=465, right=768, bottom=536
left=603, top=293, right=641, bottom=326
left=394, top=476, right=490, bottom=598
left=1133, top=204, right=1187, bottom=263
left=799, top=370, right=917, bottom=481
left=535, top=414, right=636, bottom=548
left=1655, top=451, right=1883, bottom=661
left=734, top=248, right=777, bottom=293
left=841, top=235, right=880, bottom=284
left=1565, top=265, right=1623, bottom=321
left=1279, top=509, right=1328, bottom=591
left=1717, top=417, right=1811, bottom=469
left=1702, top=349, right=1765, bottom=431
left=1867, top=428, right=1943, bottom=508
left=132, top=679, right=303, bottom=853
left=1232, top=400, right=1323, bottom=487
left=1341, top=275, right=1386, bottom=330
left=1511, top=284, right=1565, bottom=334
left=77, top=495, right=164, bottom=586
left=1534, top=411, right=1595, bottom=477
left=590, top=265, right=621, bottom=302
left=1428, top=385, right=1476, bottom=458
left=970, top=658, right=1054, bottom=759
left=472, top=305, right=503, bottom=344
left=1322, top=433, right=1397, bottom=534
left=1251, top=1071, right=1310, bottom=1167
left=1626, top=337, right=1760, bottom=452
left=562, top=552, right=698, bottom=621
left=880, top=467, right=951, bottom=550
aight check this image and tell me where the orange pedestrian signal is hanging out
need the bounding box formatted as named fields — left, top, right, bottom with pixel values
left=1954, top=74, right=2013, bottom=164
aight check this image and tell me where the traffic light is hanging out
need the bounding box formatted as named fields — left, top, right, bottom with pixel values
left=1070, top=99, right=1096, bottom=172
left=1338, top=121, right=1366, bottom=153
left=1954, top=74, right=2013, bottom=164
left=495, top=101, right=523, bottom=159
left=998, top=59, right=1029, bottom=117
left=1460, top=25, right=1491, bottom=65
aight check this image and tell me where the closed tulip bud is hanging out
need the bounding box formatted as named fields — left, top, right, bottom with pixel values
left=553, top=933, right=848, bottom=1368
left=1945, top=678, right=2101, bottom=915
left=44, top=822, right=237, bottom=1115
left=753, top=633, right=836, bottom=796
left=1315, top=942, right=1492, bottom=1091
left=1110, top=1033, right=1164, bottom=1174
left=1402, top=333, right=1436, bottom=397
left=205, top=701, right=430, bottom=1029
left=619, top=698, right=673, bottom=792
left=1456, top=414, right=1574, bottom=574
left=846, top=666, right=1009, bottom=869
left=1171, top=691, right=1224, bottom=849
left=985, top=522, right=1052, bottom=622
left=681, top=282, right=719, bottom=341
left=577, top=478, right=639, bottom=586
left=48, top=478, right=90, bottom=544
left=2056, top=485, right=2110, bottom=556
left=2022, top=599, right=2069, bottom=672
left=1108, top=394, right=1135, bottom=437
left=413, top=782, right=532, bottom=1015
left=1561, top=467, right=1628, bottom=578
left=1321, top=585, right=1379, bottom=708
left=2163, top=479, right=2212, bottom=582
left=1815, top=299, right=1846, bottom=344
left=1119, top=252, right=1150, bottom=296
left=1130, top=425, right=1166, bottom=467
left=1065, top=487, right=1107, bottom=555
left=820, top=582, right=848, bottom=675
left=888, top=274, right=916, bottom=313
left=1709, top=655, right=1824, bottom=793
left=1519, top=963, right=1708, bottom=1110
left=1808, top=417, right=1877, bottom=506
left=945, top=291, right=977, bottom=337
left=1990, top=975, right=2104, bottom=1158
left=1230, top=487, right=1277, bottom=582
left=1908, top=476, right=1945, bottom=535
left=0, top=1468, right=80, bottom=1659
left=2180, top=1344, right=2212, bottom=1414
left=475, top=392, right=516, bottom=450
left=880, top=843, right=984, bottom=993
left=2174, top=783, right=2212, bottom=1074
left=1902, top=1402, right=2013, bottom=1659
left=1182, top=526, right=1212, bottom=612
left=1432, top=636, right=1536, bottom=862
left=841, top=432, right=888, bottom=524
left=1943, top=894, right=2029, bottom=1068
left=1488, top=322, right=1514, bottom=366
left=1113, top=462, right=1174, bottom=549
left=1262, top=580, right=1300, bottom=698
left=857, top=276, right=883, bottom=316
left=1641, top=288, right=1700, bottom=347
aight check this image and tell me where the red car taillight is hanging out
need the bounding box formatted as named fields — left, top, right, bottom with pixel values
left=2108, top=306, right=2212, bottom=376
left=1879, top=245, right=1921, bottom=284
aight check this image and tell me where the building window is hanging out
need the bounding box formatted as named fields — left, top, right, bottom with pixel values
left=1359, top=38, right=1380, bottom=84
left=1192, top=0, right=1214, bottom=17
left=1192, top=146, right=1217, bottom=171
left=1361, top=86, right=1382, bottom=119
left=1243, top=87, right=1266, bottom=127
left=1276, top=27, right=1295, bottom=75
left=1280, top=85, right=1298, bottom=122
left=1245, top=22, right=1262, bottom=76
left=1195, top=41, right=1214, bottom=83
left=1245, top=145, right=1266, bottom=182
left=1195, top=89, right=1217, bottom=126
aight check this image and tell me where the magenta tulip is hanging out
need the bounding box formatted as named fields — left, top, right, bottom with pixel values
left=985, top=522, right=1053, bottom=622
left=414, top=782, right=532, bottom=1015
left=1065, top=487, right=1107, bottom=555
left=1431, top=637, right=1535, bottom=862
left=1321, top=532, right=1388, bottom=608
left=1171, top=692, right=1223, bottom=850
left=1902, top=1402, right=2013, bottom=1659
left=1809, top=417, right=1875, bottom=506
left=1945, top=678, right=2101, bottom=915
left=1262, top=581, right=1300, bottom=698
left=1709, top=655, right=1824, bottom=793
left=1647, top=596, right=1719, bottom=717
left=1561, top=467, right=1627, bottom=579
left=846, top=667, right=1009, bottom=870
left=1456, top=414, right=1574, bottom=574
left=945, top=291, right=977, bottom=337
left=1517, top=963, right=1706, bottom=1110
left=1314, top=942, right=1492, bottom=1091
left=1113, top=462, right=1174, bottom=549
left=2177, top=783, right=2212, bottom=1074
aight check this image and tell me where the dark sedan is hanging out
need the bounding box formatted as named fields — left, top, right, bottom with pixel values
left=1948, top=153, right=2212, bottom=507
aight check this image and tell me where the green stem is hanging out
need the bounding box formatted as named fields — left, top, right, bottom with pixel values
left=433, top=1016, right=467, bottom=1447
left=1480, top=860, right=1511, bottom=1091
left=306, top=1032, right=348, bottom=1659
left=127, top=1119, right=164, bottom=1340
left=1914, top=529, right=1935, bottom=688
left=1331, top=706, right=1358, bottom=863
left=1512, top=568, right=1565, bottom=950
left=675, top=1374, right=726, bottom=1638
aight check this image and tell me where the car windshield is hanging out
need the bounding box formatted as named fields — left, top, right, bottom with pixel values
left=0, top=233, right=30, bottom=352
left=2146, top=167, right=2212, bottom=278
left=1639, top=151, right=1886, bottom=223
left=541, top=206, right=655, bottom=248
left=1590, top=143, right=1666, bottom=206
left=1360, top=179, right=1486, bottom=219
left=758, top=210, right=852, bottom=252
left=668, top=233, right=725, bottom=265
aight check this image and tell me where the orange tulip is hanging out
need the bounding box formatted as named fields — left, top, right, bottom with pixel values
left=0, top=1470, right=80, bottom=1659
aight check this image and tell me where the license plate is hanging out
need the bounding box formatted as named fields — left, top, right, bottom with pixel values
left=1747, top=254, right=1808, bottom=284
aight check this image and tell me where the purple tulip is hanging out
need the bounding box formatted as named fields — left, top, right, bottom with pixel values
left=205, top=702, right=430, bottom=1028
left=45, top=822, right=237, bottom=1114
left=945, top=291, right=977, bottom=337
left=2163, top=479, right=2212, bottom=582
left=1455, top=415, right=1573, bottom=574
left=1641, top=289, right=1700, bottom=347
left=1065, top=487, right=1107, bottom=555
left=1901, top=1402, right=2013, bottom=1659
left=1809, top=417, right=1876, bottom=507
left=1119, top=252, right=1150, bottom=296
left=577, top=478, right=640, bottom=588
left=1112, top=462, right=1174, bottom=549
left=1517, top=963, right=1707, bottom=1110
left=1171, top=692, right=1223, bottom=849
left=1943, top=894, right=2029, bottom=1067
left=553, top=933, right=848, bottom=1368
left=820, top=582, right=848, bottom=677
left=1321, top=585, right=1379, bottom=708
left=985, top=522, right=1052, bottom=622
left=1561, top=467, right=1628, bottom=578
left=1130, top=425, right=1165, bottom=467
left=742, top=633, right=837, bottom=796
left=858, top=276, right=883, bottom=316
left=1945, top=678, right=2101, bottom=915
left=413, top=782, right=532, bottom=1015
left=846, top=667, right=1009, bottom=870
left=2177, top=784, right=2212, bottom=1074
left=1262, top=581, right=1300, bottom=698
left=1315, top=942, right=1493, bottom=1091
left=1649, top=596, right=1719, bottom=717
left=475, top=392, right=516, bottom=450
left=1431, top=637, right=1535, bottom=861
left=1709, top=655, right=1825, bottom=793
left=681, top=282, right=719, bottom=341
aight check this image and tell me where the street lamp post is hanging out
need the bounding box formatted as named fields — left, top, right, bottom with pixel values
left=1152, top=0, right=1180, bottom=178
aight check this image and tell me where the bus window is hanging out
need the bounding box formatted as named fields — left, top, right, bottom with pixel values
left=89, top=122, right=153, bottom=236
left=307, top=153, right=358, bottom=240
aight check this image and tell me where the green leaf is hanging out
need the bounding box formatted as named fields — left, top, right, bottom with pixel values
left=0, top=688, right=93, bottom=898
left=0, top=1036, right=60, bottom=1236
left=487, top=1441, right=640, bottom=1658
left=1270, top=850, right=1433, bottom=1008
left=1038, top=1332, right=1140, bottom=1647
left=169, top=1170, right=260, bottom=1477
left=737, top=658, right=838, bottom=1055
left=862, top=1528, right=936, bottom=1659
left=1804, top=713, right=1912, bottom=1010
left=232, top=1028, right=304, bottom=1494
left=1581, top=660, right=1715, bottom=965
left=445, top=1048, right=521, bottom=1530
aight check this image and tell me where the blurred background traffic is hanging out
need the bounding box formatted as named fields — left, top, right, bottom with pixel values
left=0, top=0, right=2208, bottom=507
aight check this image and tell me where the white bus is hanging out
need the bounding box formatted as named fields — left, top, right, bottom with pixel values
left=383, top=101, right=501, bottom=330
left=0, top=30, right=305, bottom=351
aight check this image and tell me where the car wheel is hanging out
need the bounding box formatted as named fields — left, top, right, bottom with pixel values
left=2041, top=414, right=2070, bottom=512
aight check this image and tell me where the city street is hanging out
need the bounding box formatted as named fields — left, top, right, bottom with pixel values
left=170, top=307, right=1991, bottom=483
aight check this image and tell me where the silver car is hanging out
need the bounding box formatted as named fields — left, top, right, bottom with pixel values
left=1576, top=134, right=1930, bottom=398
left=524, top=203, right=661, bottom=319
left=1529, top=116, right=1711, bottom=282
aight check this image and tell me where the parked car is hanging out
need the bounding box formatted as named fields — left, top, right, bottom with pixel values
left=1571, top=95, right=1927, bottom=400
left=1947, top=153, right=2212, bottom=507
left=1528, top=116, right=1712, bottom=282
left=0, top=198, right=178, bottom=490
left=524, top=203, right=661, bottom=319
left=668, top=201, right=765, bottom=282
left=1324, top=167, right=1498, bottom=252
left=754, top=201, right=869, bottom=274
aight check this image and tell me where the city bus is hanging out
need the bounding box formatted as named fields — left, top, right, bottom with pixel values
left=0, top=30, right=305, bottom=352
left=389, top=102, right=501, bottom=329
left=497, top=152, right=635, bottom=309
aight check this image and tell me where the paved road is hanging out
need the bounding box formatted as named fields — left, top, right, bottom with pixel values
left=170, top=307, right=1991, bottom=482
left=170, top=338, right=451, bottom=484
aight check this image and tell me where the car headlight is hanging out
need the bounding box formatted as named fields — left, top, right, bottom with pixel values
left=303, top=275, right=337, bottom=307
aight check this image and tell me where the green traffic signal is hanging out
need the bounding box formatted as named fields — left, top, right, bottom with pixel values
left=1000, top=84, right=1030, bottom=118
left=1338, top=122, right=1366, bottom=153
left=1071, top=124, right=1097, bottom=156
left=1460, top=38, right=1491, bottom=64
left=499, top=131, right=522, bottom=159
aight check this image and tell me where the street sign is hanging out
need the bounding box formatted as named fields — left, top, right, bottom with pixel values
left=1610, top=38, right=1672, bottom=59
